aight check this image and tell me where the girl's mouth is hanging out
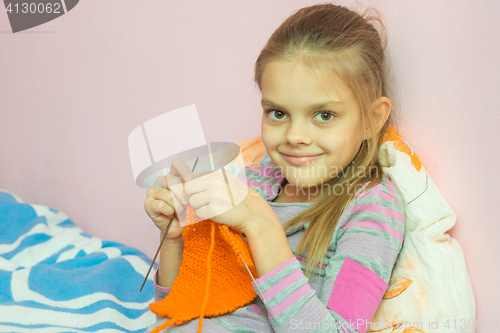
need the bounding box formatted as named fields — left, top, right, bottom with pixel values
left=281, top=153, right=323, bottom=166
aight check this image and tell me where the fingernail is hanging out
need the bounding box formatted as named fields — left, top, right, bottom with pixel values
left=182, top=194, right=188, bottom=205
left=185, top=174, right=193, bottom=181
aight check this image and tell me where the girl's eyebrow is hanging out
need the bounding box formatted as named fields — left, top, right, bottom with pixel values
left=261, top=99, right=343, bottom=110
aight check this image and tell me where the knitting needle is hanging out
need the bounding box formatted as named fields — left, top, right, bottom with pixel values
left=140, top=157, right=199, bottom=292
left=243, top=262, right=267, bottom=303
left=140, top=217, right=173, bottom=292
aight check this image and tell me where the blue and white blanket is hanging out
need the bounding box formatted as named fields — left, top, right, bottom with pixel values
left=0, top=189, right=157, bottom=332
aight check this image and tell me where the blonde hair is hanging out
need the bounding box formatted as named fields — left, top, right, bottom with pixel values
left=254, top=3, right=392, bottom=278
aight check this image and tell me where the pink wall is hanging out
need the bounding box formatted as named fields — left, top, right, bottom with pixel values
left=1, top=0, right=497, bottom=325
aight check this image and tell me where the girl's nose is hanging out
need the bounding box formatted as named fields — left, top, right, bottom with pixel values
left=284, top=122, right=313, bottom=146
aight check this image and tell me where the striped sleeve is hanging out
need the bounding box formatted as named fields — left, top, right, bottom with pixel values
left=251, top=179, right=405, bottom=333
left=146, top=268, right=174, bottom=333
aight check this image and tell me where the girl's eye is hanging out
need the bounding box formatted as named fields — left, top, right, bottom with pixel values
left=266, top=110, right=286, bottom=120
left=265, top=110, right=336, bottom=122
left=314, top=111, right=335, bottom=122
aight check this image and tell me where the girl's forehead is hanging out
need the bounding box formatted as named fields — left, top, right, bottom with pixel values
left=261, top=60, right=353, bottom=107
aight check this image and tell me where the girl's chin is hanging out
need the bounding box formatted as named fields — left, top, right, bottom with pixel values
left=281, top=177, right=325, bottom=188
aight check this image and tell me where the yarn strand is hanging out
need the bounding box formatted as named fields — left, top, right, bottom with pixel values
left=197, top=220, right=216, bottom=333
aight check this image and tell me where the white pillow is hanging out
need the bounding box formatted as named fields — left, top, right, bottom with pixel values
left=369, top=126, right=476, bottom=332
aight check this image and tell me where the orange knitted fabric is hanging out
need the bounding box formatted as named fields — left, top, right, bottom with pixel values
left=149, top=204, right=258, bottom=333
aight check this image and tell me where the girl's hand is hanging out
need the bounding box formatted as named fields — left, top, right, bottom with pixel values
left=144, top=161, right=194, bottom=240
left=175, top=158, right=275, bottom=234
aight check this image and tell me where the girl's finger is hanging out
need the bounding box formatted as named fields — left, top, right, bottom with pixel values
left=165, top=158, right=194, bottom=211
left=146, top=188, right=171, bottom=208
left=151, top=175, right=169, bottom=190
left=186, top=190, right=211, bottom=210
left=170, top=189, right=185, bottom=217
left=170, top=157, right=195, bottom=182
left=147, top=188, right=185, bottom=218
left=183, top=170, right=216, bottom=204
left=156, top=199, right=175, bottom=218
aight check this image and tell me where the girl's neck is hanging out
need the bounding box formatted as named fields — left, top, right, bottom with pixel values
left=273, top=178, right=316, bottom=203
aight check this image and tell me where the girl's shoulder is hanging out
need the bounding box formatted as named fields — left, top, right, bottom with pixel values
left=351, top=174, right=404, bottom=210
left=329, top=175, right=405, bottom=249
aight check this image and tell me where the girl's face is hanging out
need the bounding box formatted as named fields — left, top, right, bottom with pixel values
left=260, top=59, right=365, bottom=202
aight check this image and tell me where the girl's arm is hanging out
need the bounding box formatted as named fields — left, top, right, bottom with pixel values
left=156, top=233, right=183, bottom=288
left=151, top=234, right=182, bottom=326
left=248, top=180, right=405, bottom=333
left=244, top=214, right=295, bottom=278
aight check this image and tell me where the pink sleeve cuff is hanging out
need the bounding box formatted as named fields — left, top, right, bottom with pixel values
left=250, top=256, right=315, bottom=320
left=153, top=267, right=171, bottom=302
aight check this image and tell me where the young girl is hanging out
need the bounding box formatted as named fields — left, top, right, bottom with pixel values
left=145, top=3, right=405, bottom=333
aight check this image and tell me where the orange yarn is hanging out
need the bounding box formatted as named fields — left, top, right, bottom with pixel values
left=149, top=205, right=258, bottom=333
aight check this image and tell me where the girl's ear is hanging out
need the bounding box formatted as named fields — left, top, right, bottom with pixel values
left=370, top=96, right=391, bottom=134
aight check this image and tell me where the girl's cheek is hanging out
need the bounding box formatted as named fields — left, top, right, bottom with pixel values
left=260, top=130, right=274, bottom=146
